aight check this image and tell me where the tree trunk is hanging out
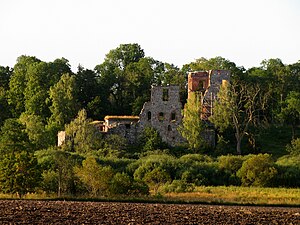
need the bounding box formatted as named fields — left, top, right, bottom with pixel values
left=236, top=139, right=242, bottom=155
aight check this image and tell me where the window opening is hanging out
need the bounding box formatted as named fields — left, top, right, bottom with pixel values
left=168, top=125, right=172, bottom=131
left=147, top=111, right=151, bottom=121
left=158, top=112, right=164, bottom=121
left=162, top=89, right=169, bottom=101
left=171, top=112, right=176, bottom=121
left=125, top=124, right=131, bottom=129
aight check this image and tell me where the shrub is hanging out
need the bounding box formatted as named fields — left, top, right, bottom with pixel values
left=237, top=154, right=277, bottom=187
left=163, top=180, right=195, bottom=193
left=286, top=138, right=300, bottom=156
left=275, top=155, right=300, bottom=187
left=217, top=155, right=244, bottom=185
left=143, top=167, right=171, bottom=194
left=109, top=172, right=132, bottom=195
left=75, top=156, right=114, bottom=196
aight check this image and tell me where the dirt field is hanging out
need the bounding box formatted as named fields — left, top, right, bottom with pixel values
left=0, top=200, right=299, bottom=224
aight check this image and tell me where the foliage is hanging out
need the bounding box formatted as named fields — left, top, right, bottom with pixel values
left=0, top=119, right=41, bottom=198
left=75, top=156, right=114, bottom=197
left=0, top=118, right=32, bottom=157
left=275, top=155, right=300, bottom=187
left=163, top=179, right=195, bottom=193
left=217, top=155, right=245, bottom=185
left=286, top=138, right=300, bottom=156
left=210, top=80, right=262, bottom=154
left=277, top=91, right=300, bottom=139
left=64, top=109, right=102, bottom=154
left=138, top=126, right=165, bottom=152
left=0, top=151, right=41, bottom=198
left=48, top=73, right=79, bottom=135
left=143, top=167, right=171, bottom=194
left=179, top=92, right=207, bottom=152
left=237, top=154, right=277, bottom=187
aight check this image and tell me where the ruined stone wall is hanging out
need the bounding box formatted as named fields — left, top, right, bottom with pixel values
left=204, top=70, right=230, bottom=99
left=107, top=123, right=139, bottom=144
left=187, top=71, right=209, bottom=99
left=139, top=85, right=185, bottom=146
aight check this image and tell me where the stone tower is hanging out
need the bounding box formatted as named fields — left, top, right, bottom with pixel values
left=188, top=70, right=230, bottom=120
left=139, top=85, right=184, bottom=146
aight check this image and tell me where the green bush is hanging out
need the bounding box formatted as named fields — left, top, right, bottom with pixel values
left=275, top=155, right=300, bottom=187
left=163, top=180, right=195, bottom=193
left=217, top=155, right=245, bottom=185
left=109, top=172, right=132, bottom=195
left=237, top=154, right=277, bottom=187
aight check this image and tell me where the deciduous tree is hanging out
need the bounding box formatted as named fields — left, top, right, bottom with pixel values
left=209, top=81, right=261, bottom=155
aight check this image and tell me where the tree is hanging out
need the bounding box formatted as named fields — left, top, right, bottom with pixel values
left=186, top=56, right=244, bottom=78
left=0, top=118, right=41, bottom=198
left=209, top=80, right=261, bottom=155
left=8, top=55, right=40, bottom=117
left=75, top=156, right=114, bottom=196
left=95, top=43, right=146, bottom=115
left=64, top=109, right=102, bottom=154
left=0, top=66, right=13, bottom=90
left=75, top=65, right=101, bottom=118
left=278, top=91, right=300, bottom=139
left=47, top=73, right=79, bottom=142
left=0, top=151, right=41, bottom=198
left=0, top=119, right=32, bottom=157
left=178, top=92, right=207, bottom=152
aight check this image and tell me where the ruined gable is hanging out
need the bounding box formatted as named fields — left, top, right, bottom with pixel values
left=139, top=85, right=184, bottom=146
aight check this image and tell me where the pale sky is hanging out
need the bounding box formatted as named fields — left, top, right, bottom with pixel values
left=1, top=0, right=300, bottom=72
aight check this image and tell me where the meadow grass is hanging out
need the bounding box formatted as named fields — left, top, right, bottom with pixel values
left=1, top=186, right=299, bottom=206
left=164, top=186, right=300, bottom=206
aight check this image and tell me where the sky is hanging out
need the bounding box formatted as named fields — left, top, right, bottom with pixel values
left=1, top=0, right=300, bottom=72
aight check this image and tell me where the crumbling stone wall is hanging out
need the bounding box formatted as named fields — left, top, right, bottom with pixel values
left=139, top=85, right=185, bottom=146
left=104, top=116, right=139, bottom=144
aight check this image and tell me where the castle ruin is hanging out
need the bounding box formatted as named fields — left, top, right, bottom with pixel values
left=58, top=70, right=230, bottom=148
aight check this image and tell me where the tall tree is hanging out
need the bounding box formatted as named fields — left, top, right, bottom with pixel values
left=8, top=56, right=40, bottom=117
left=75, top=65, right=101, bottom=118
left=178, top=92, right=207, bottom=152
left=47, top=73, right=78, bottom=143
left=95, top=43, right=145, bottom=115
left=209, top=81, right=261, bottom=155
left=0, top=118, right=41, bottom=198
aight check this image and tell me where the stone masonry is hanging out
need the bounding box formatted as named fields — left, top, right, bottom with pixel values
left=139, top=85, right=185, bottom=146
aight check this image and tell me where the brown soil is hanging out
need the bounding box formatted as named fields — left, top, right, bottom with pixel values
left=0, top=200, right=299, bottom=224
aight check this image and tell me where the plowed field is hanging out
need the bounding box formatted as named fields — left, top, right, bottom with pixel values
left=0, top=200, right=299, bottom=224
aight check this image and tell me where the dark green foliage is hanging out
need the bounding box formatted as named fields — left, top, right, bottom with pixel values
left=286, top=138, right=300, bottom=156
left=275, top=155, right=300, bottom=187
left=109, top=172, right=149, bottom=196
left=237, top=154, right=277, bottom=187
left=138, top=127, right=166, bottom=152
left=0, top=151, right=41, bottom=198
left=163, top=180, right=195, bottom=193
left=0, top=118, right=41, bottom=198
